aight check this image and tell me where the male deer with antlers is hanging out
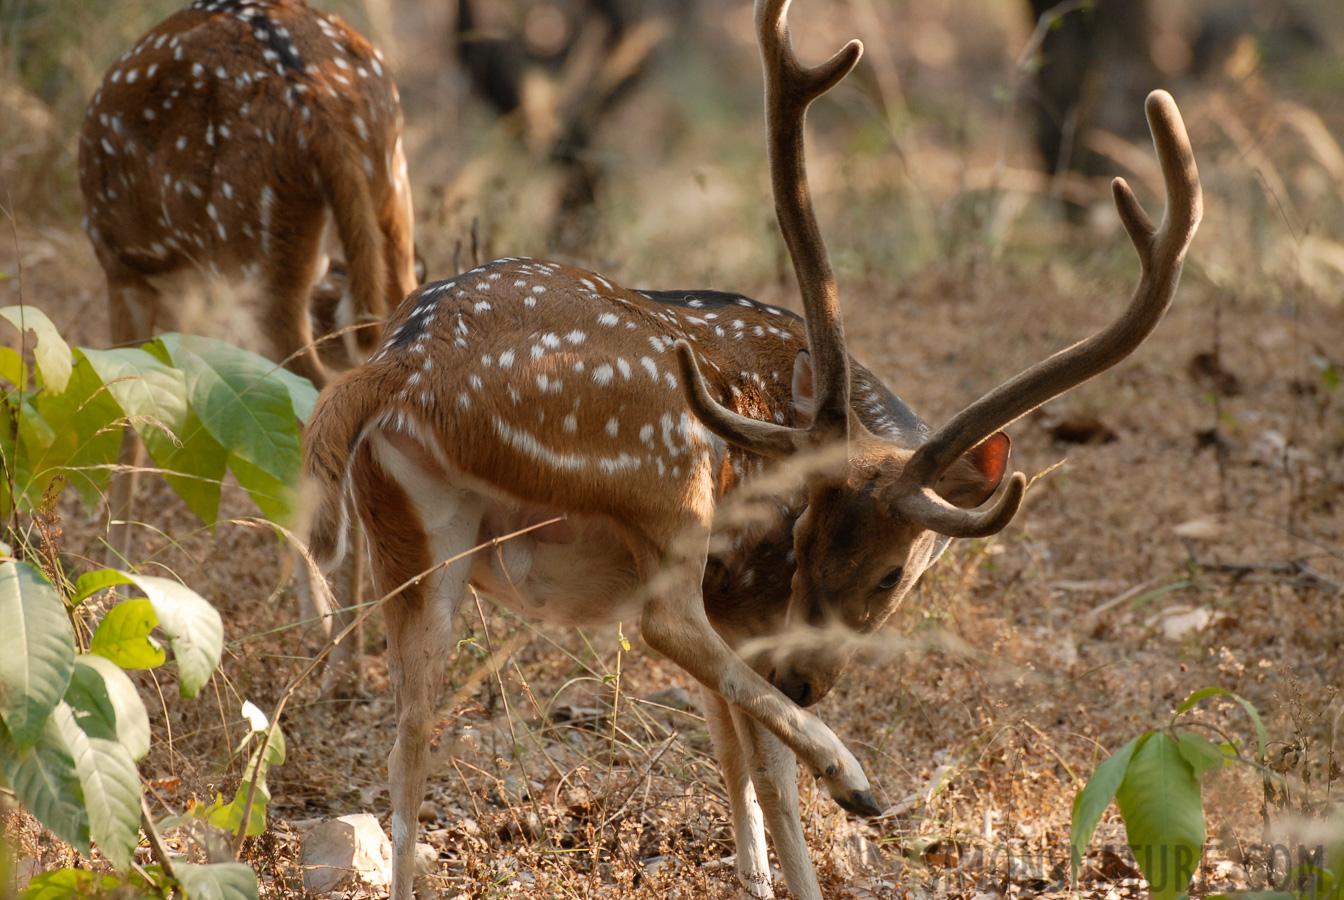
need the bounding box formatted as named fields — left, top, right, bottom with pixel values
left=302, top=0, right=1201, bottom=896
left=80, top=0, right=417, bottom=559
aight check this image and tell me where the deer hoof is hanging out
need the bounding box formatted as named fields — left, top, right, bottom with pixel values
left=834, top=788, right=881, bottom=818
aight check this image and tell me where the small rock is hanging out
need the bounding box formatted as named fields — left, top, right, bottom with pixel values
left=1146, top=605, right=1226, bottom=641
left=642, top=855, right=671, bottom=877
left=418, top=800, right=438, bottom=823
left=300, top=813, right=393, bottom=894
left=1173, top=516, right=1221, bottom=540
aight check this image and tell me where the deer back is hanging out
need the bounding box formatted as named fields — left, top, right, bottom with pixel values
left=79, top=0, right=415, bottom=375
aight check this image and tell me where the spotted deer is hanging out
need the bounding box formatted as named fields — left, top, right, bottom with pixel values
left=79, top=0, right=416, bottom=559
left=301, top=0, right=1202, bottom=896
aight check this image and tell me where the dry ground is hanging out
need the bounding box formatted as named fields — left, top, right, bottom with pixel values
left=3, top=0, right=1344, bottom=897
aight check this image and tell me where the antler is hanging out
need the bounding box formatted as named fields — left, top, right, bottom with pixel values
left=889, top=90, right=1203, bottom=537
left=675, top=0, right=862, bottom=459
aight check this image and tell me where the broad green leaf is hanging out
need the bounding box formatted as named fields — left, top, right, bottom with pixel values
left=90, top=597, right=166, bottom=670
left=175, top=862, right=260, bottom=900
left=0, top=711, right=89, bottom=854
left=72, top=568, right=135, bottom=607
left=0, top=306, right=72, bottom=395
left=202, top=778, right=272, bottom=837
left=1115, top=732, right=1206, bottom=900
left=159, top=333, right=301, bottom=479
left=270, top=366, right=318, bottom=423
left=0, top=562, right=75, bottom=749
left=52, top=702, right=140, bottom=871
left=0, top=425, right=15, bottom=518
left=1071, top=733, right=1143, bottom=882
left=122, top=573, right=222, bottom=698
left=1177, top=687, right=1268, bottom=762
left=158, top=406, right=227, bottom=528
left=18, top=396, right=55, bottom=451
left=227, top=450, right=296, bottom=526
left=0, top=345, right=25, bottom=387
left=189, top=708, right=285, bottom=839
left=79, top=347, right=189, bottom=474
left=65, top=654, right=152, bottom=760
left=19, top=868, right=124, bottom=899
left=1177, top=732, right=1233, bottom=780
left=212, top=716, right=285, bottom=837
left=19, top=358, right=124, bottom=511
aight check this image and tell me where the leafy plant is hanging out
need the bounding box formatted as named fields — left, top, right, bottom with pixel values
left=0, top=309, right=308, bottom=896
left=1069, top=687, right=1344, bottom=900
left=0, top=556, right=282, bottom=899
left=0, top=305, right=315, bottom=530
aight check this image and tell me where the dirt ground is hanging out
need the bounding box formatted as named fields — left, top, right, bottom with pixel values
left=3, top=0, right=1343, bottom=898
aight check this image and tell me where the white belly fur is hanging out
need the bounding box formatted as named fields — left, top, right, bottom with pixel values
left=368, top=427, right=644, bottom=628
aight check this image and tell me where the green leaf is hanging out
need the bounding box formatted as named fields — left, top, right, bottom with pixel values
left=1115, top=732, right=1206, bottom=900
left=0, top=345, right=25, bottom=388
left=65, top=654, right=152, bottom=761
left=121, top=573, right=222, bottom=698
left=18, top=396, right=55, bottom=450
left=72, top=568, right=135, bottom=608
left=52, top=702, right=141, bottom=871
left=19, top=868, right=124, bottom=899
left=175, top=862, right=261, bottom=900
left=158, top=405, right=228, bottom=528
left=211, top=718, right=285, bottom=837
left=1177, top=687, right=1268, bottom=762
left=159, top=333, right=302, bottom=487
left=227, top=450, right=296, bottom=526
left=270, top=366, right=318, bottom=423
left=0, top=306, right=72, bottom=395
left=90, top=597, right=166, bottom=670
left=1177, top=732, right=1233, bottom=780
left=18, top=357, right=124, bottom=511
left=79, top=346, right=189, bottom=473
left=1071, top=733, right=1143, bottom=882
left=0, top=561, right=75, bottom=749
left=0, top=424, right=15, bottom=518
left=0, top=710, right=90, bottom=854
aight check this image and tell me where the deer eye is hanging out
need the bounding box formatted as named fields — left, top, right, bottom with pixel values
left=877, top=567, right=904, bottom=591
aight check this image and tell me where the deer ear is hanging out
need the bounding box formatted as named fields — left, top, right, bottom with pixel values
left=934, top=431, right=1011, bottom=509
left=791, top=351, right=817, bottom=427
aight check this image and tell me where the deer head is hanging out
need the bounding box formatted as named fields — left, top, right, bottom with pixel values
left=678, top=0, right=1202, bottom=707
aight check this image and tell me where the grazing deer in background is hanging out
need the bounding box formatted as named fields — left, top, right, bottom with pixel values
left=79, top=0, right=417, bottom=561
left=301, top=0, right=1202, bottom=895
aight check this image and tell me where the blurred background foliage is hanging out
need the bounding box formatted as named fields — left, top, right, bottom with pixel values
left=2, top=0, right=1342, bottom=304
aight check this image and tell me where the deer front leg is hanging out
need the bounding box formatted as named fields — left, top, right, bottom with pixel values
left=729, top=703, right=822, bottom=900
left=702, top=688, right=774, bottom=899
left=639, top=533, right=878, bottom=819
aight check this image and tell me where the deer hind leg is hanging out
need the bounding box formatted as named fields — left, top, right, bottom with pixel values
left=318, top=528, right=367, bottom=699
left=354, top=433, right=484, bottom=900
left=638, top=529, right=877, bottom=820
left=702, top=688, right=774, bottom=899
left=260, top=221, right=329, bottom=388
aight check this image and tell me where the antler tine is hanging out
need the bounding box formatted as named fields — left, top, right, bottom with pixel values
left=891, top=89, right=1202, bottom=536
left=675, top=0, right=862, bottom=458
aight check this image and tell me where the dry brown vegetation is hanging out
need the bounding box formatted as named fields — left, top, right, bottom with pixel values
left=3, top=0, right=1344, bottom=897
